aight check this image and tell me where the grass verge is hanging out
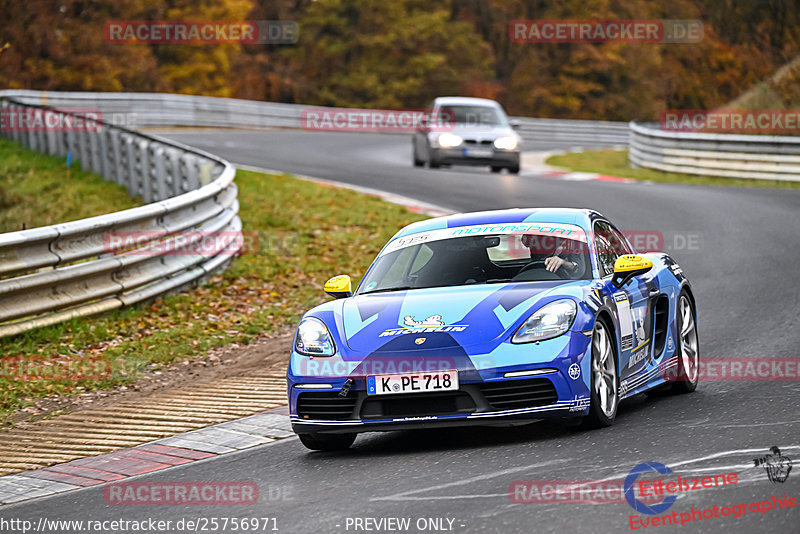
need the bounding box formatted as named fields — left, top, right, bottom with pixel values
left=1, top=154, right=427, bottom=423
left=546, top=149, right=800, bottom=189
left=0, top=137, right=140, bottom=232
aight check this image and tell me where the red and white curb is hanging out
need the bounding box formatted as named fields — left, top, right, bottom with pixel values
left=519, top=149, right=638, bottom=183
left=0, top=407, right=292, bottom=506
left=531, top=170, right=637, bottom=183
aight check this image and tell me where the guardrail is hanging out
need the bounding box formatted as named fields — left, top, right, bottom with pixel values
left=3, top=90, right=630, bottom=146
left=629, top=121, right=800, bottom=181
left=0, top=95, right=241, bottom=337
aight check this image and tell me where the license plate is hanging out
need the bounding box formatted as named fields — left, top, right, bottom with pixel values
left=366, top=370, right=459, bottom=396
left=464, top=148, right=493, bottom=157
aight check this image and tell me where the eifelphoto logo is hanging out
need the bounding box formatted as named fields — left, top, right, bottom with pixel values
left=509, top=20, right=703, bottom=44
left=0, top=108, right=102, bottom=132
left=661, top=109, right=800, bottom=134
left=104, top=21, right=298, bottom=45
left=624, top=462, right=677, bottom=515
left=104, top=482, right=258, bottom=505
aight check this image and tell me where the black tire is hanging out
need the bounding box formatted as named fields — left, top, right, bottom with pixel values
left=298, top=432, right=356, bottom=451
left=490, top=166, right=503, bottom=173
left=426, top=145, right=441, bottom=168
left=670, top=291, right=699, bottom=393
left=583, top=318, right=619, bottom=428
left=413, top=143, right=424, bottom=167
left=508, top=164, right=520, bottom=174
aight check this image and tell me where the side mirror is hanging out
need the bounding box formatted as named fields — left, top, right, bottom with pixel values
left=324, top=274, right=352, bottom=299
left=509, top=119, right=521, bottom=130
left=612, top=255, right=653, bottom=287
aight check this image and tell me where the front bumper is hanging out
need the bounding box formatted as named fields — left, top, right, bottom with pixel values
left=288, top=333, right=593, bottom=435
left=432, top=147, right=519, bottom=167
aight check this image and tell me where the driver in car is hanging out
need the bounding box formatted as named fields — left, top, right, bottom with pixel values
left=522, top=235, right=587, bottom=278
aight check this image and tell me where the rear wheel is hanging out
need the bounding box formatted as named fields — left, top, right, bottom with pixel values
left=671, top=292, right=699, bottom=393
left=490, top=166, right=503, bottom=173
left=508, top=163, right=520, bottom=174
left=298, top=432, right=356, bottom=451
left=584, top=319, right=619, bottom=427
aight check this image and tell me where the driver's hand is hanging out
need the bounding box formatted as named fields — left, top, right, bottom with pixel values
left=544, top=256, right=567, bottom=272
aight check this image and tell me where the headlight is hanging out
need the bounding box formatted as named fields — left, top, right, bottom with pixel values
left=493, top=136, right=519, bottom=151
left=295, top=317, right=335, bottom=356
left=512, top=299, right=577, bottom=343
left=437, top=133, right=463, bottom=148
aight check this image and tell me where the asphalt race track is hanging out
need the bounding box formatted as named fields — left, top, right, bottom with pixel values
left=3, top=129, right=799, bottom=533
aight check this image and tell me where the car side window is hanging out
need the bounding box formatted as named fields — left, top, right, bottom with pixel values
left=607, top=226, right=632, bottom=257
left=594, top=221, right=617, bottom=277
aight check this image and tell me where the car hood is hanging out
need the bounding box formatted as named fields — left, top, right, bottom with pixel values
left=341, top=280, right=587, bottom=353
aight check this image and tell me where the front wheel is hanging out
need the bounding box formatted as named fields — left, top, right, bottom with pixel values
left=584, top=319, right=619, bottom=428
left=412, top=143, right=424, bottom=167
left=508, top=163, right=520, bottom=174
left=670, top=292, right=699, bottom=393
left=298, top=432, right=356, bottom=451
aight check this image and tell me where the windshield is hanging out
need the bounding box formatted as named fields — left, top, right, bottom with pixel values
left=438, top=105, right=507, bottom=127
left=359, top=228, right=591, bottom=294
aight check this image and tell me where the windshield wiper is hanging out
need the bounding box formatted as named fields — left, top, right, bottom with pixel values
left=462, top=278, right=515, bottom=285
left=362, top=286, right=415, bottom=294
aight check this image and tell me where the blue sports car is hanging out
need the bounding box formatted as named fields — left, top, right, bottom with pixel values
left=287, top=208, right=699, bottom=450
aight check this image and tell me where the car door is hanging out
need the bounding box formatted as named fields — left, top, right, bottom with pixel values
left=594, top=221, right=656, bottom=389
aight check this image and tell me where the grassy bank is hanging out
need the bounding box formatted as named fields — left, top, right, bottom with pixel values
left=0, top=137, right=140, bottom=233
left=546, top=149, right=800, bottom=189
left=0, top=151, right=426, bottom=422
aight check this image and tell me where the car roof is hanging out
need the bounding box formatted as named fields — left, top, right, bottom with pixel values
left=433, top=96, right=503, bottom=108
left=390, top=208, right=606, bottom=241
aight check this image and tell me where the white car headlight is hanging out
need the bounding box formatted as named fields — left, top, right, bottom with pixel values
left=437, top=133, right=463, bottom=148
left=295, top=317, right=335, bottom=356
left=493, top=136, right=519, bottom=151
left=512, top=299, right=577, bottom=343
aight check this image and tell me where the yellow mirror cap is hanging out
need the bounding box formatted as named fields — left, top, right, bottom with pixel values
left=324, top=274, right=352, bottom=293
left=614, top=255, right=653, bottom=273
